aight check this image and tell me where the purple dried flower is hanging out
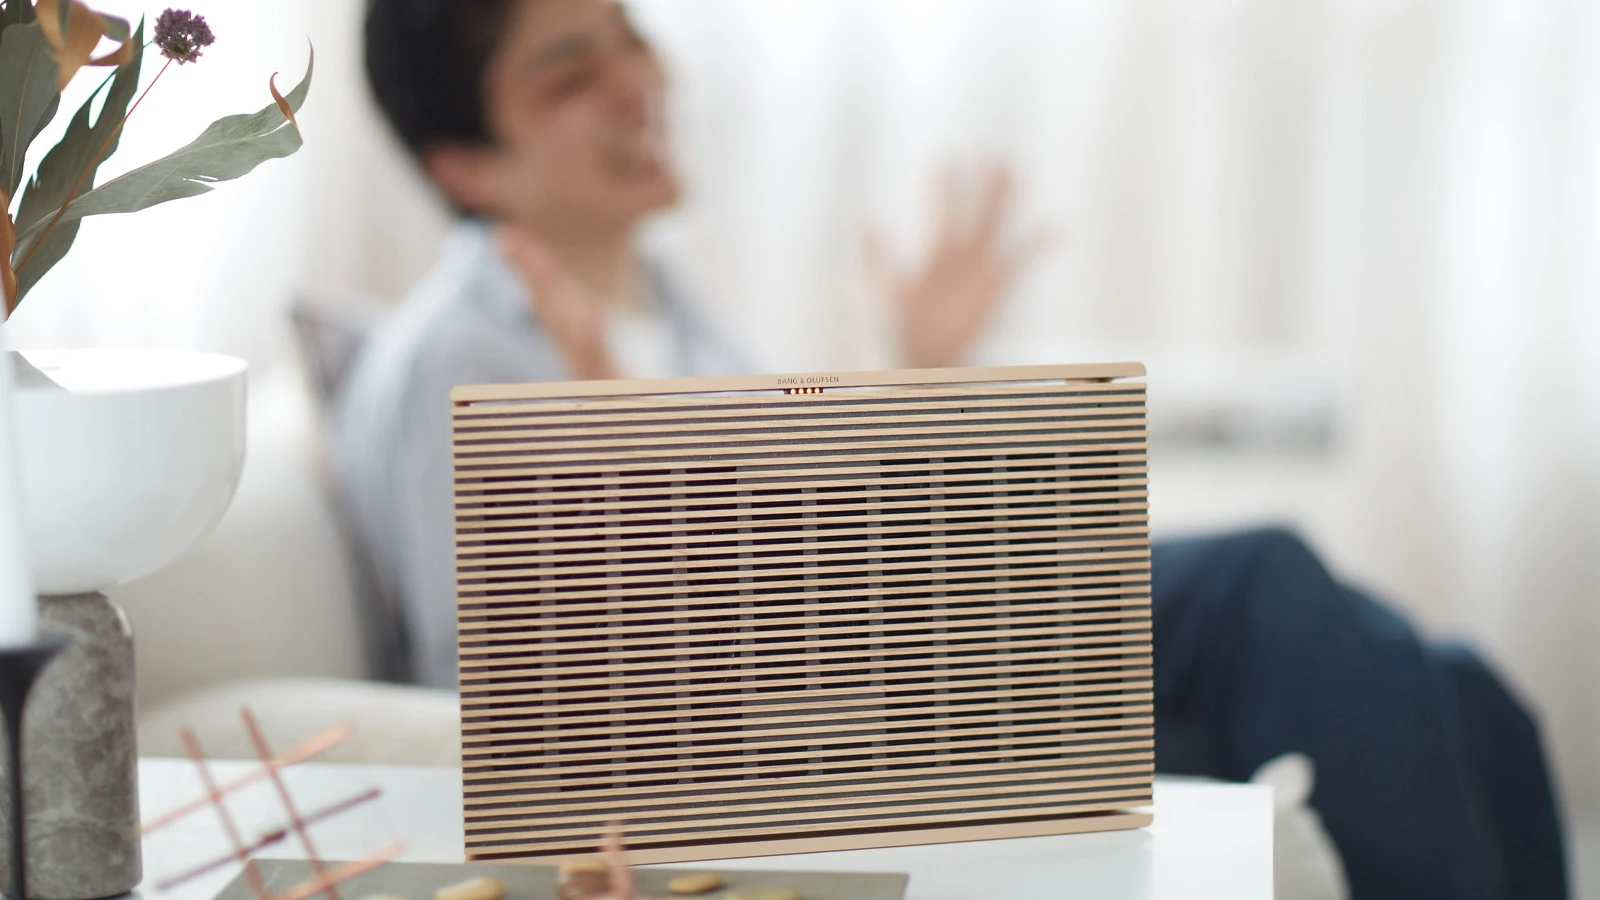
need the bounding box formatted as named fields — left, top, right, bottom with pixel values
left=153, top=9, right=215, bottom=64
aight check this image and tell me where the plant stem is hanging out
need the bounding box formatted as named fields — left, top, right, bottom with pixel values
left=13, top=56, right=171, bottom=277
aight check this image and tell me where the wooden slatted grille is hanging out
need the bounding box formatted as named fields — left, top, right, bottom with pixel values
left=452, top=364, right=1154, bottom=863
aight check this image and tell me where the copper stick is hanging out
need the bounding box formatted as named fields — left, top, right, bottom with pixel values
left=180, top=728, right=271, bottom=900
left=142, top=722, right=355, bottom=834
left=152, top=788, right=382, bottom=892
left=240, top=708, right=339, bottom=900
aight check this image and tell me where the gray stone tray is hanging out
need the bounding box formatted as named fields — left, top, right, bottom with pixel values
left=214, top=860, right=909, bottom=900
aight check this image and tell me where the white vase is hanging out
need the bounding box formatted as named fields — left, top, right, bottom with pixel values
left=0, top=351, right=36, bottom=641
left=0, top=348, right=246, bottom=898
left=9, top=349, right=247, bottom=594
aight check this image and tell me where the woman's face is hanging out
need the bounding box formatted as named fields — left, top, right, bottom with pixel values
left=433, top=0, right=680, bottom=232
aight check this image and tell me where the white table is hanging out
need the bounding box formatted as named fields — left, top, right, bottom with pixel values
left=136, top=759, right=1272, bottom=900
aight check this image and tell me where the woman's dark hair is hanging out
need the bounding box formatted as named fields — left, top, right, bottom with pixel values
left=365, top=0, right=518, bottom=158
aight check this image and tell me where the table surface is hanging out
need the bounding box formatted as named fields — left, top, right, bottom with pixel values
left=135, top=758, right=1272, bottom=900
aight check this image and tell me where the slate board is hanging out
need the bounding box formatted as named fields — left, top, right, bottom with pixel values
left=213, top=859, right=909, bottom=900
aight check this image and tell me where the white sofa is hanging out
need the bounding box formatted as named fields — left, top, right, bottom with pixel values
left=117, top=363, right=1346, bottom=900
left=115, top=366, right=459, bottom=762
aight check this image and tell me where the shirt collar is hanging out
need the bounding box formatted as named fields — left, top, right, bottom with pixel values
left=442, top=220, right=537, bottom=327
left=444, top=220, right=682, bottom=330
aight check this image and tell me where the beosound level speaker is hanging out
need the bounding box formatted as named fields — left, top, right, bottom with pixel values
left=451, top=363, right=1154, bottom=864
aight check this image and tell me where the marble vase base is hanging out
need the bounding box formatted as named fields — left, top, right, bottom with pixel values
left=0, top=592, right=141, bottom=899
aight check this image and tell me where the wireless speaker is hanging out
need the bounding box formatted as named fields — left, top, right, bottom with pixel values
left=452, top=363, right=1153, bottom=863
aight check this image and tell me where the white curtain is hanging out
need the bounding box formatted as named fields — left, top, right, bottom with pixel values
left=633, top=0, right=1600, bottom=815
left=3, top=0, right=1596, bottom=809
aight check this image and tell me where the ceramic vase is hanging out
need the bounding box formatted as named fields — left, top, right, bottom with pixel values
left=0, top=344, right=34, bottom=639
left=0, top=349, right=246, bottom=899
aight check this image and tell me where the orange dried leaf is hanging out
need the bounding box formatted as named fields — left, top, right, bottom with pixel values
left=269, top=72, right=296, bottom=128
left=0, top=184, right=15, bottom=312
left=37, top=0, right=109, bottom=90
left=0, top=202, right=17, bottom=316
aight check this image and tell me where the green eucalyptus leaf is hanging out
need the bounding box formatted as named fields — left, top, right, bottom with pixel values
left=99, top=12, right=126, bottom=43
left=26, top=89, right=55, bottom=147
left=0, top=21, right=60, bottom=199
left=15, top=46, right=312, bottom=242
left=12, top=192, right=73, bottom=301
left=18, top=23, right=139, bottom=232
left=0, top=1, right=36, bottom=33
left=11, top=21, right=140, bottom=301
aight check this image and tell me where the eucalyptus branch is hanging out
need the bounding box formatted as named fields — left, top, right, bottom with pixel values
left=0, top=5, right=310, bottom=310
left=1, top=62, right=112, bottom=223
left=14, top=55, right=168, bottom=276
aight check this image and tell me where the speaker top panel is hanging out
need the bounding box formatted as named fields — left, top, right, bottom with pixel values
left=451, top=362, right=1147, bottom=405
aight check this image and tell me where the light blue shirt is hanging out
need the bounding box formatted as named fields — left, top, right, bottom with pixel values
left=335, top=223, right=744, bottom=688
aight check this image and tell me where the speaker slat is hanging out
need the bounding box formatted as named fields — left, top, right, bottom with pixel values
left=458, top=550, right=1151, bottom=598
left=460, top=603, right=1147, bottom=639
left=465, top=735, right=1153, bottom=774
left=451, top=386, right=1143, bottom=423
left=463, top=658, right=1150, bottom=697
left=462, top=726, right=1156, bottom=771
left=454, top=418, right=1149, bottom=457
left=455, top=365, right=1153, bottom=861
left=458, top=553, right=1150, bottom=598
left=462, top=627, right=1150, bottom=670
left=459, top=675, right=1151, bottom=723
left=454, top=445, right=1146, bottom=479
left=459, top=653, right=1151, bottom=698
left=460, top=645, right=1150, bottom=687
left=463, top=788, right=1153, bottom=845
left=459, top=716, right=1157, bottom=769
left=460, top=593, right=1147, bottom=626
left=457, top=571, right=1149, bottom=616
left=468, top=767, right=1156, bottom=820
left=455, top=402, right=1145, bottom=439
left=462, top=740, right=1153, bottom=791
left=457, top=526, right=1148, bottom=572
left=466, top=781, right=1157, bottom=836
left=458, top=525, right=1149, bottom=568
left=455, top=433, right=1147, bottom=471
left=457, top=513, right=1149, bottom=551
left=456, top=485, right=1147, bottom=521
left=462, top=620, right=1149, bottom=664
left=467, top=770, right=1156, bottom=819
left=465, top=801, right=1150, bottom=860
left=458, top=503, right=1148, bottom=542
left=464, top=741, right=1152, bottom=781
left=456, top=460, right=1146, bottom=494
left=461, top=681, right=1154, bottom=733
left=461, top=714, right=1155, bottom=754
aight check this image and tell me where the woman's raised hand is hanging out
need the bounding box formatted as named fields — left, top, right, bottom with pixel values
left=866, top=164, right=1051, bottom=370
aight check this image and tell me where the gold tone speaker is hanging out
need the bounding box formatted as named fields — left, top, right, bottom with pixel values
left=452, top=363, right=1153, bottom=864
